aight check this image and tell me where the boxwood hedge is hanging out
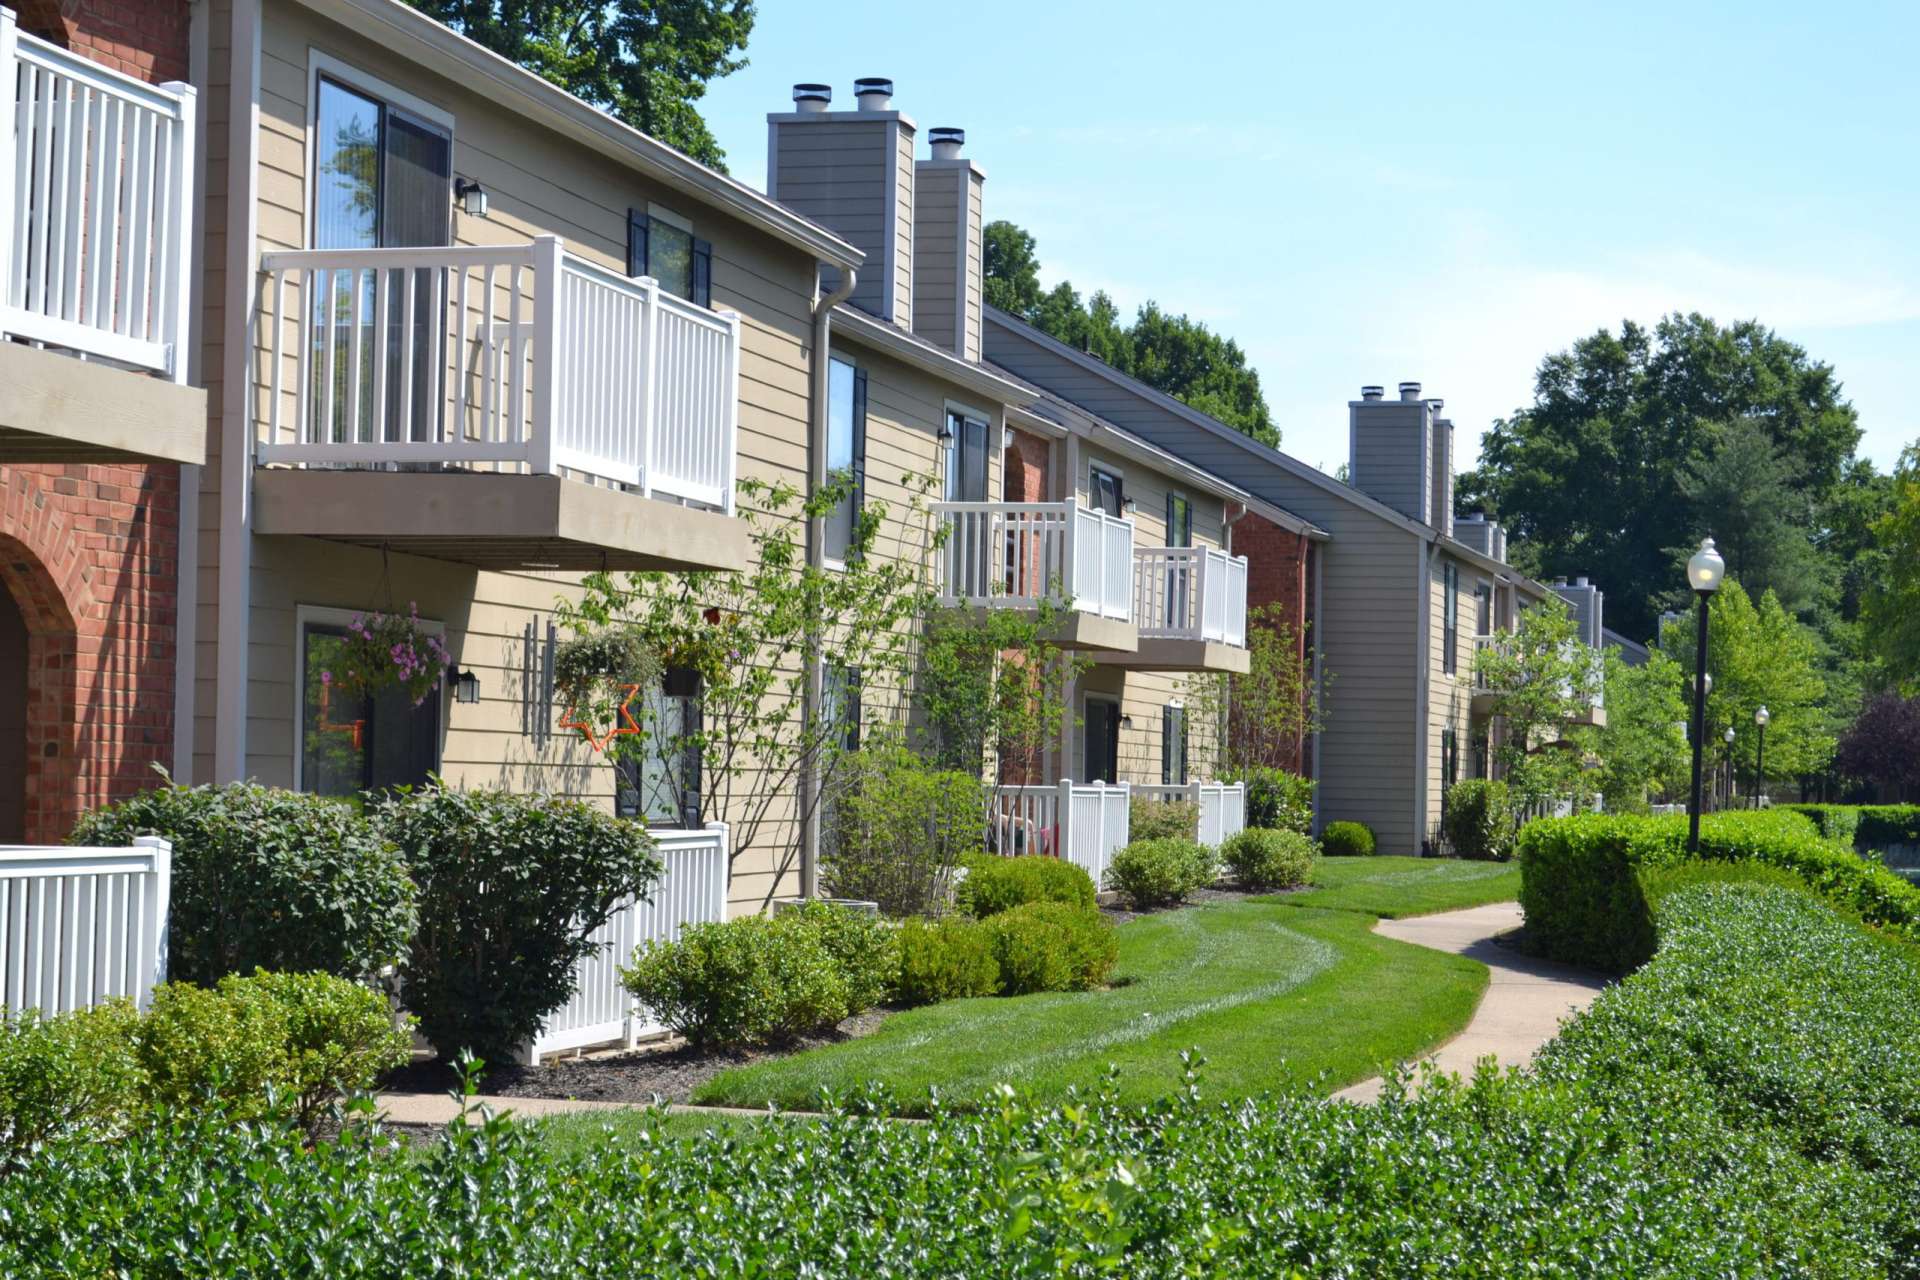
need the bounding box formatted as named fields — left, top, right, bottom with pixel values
left=1780, top=803, right=1920, bottom=853
left=2, top=880, right=1915, bottom=1276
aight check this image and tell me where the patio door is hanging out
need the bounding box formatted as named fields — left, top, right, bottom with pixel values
left=1083, top=696, right=1120, bottom=784
left=311, top=74, right=453, bottom=446
left=1166, top=492, right=1193, bottom=629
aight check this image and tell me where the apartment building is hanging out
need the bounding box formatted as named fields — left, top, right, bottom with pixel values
left=0, top=0, right=204, bottom=842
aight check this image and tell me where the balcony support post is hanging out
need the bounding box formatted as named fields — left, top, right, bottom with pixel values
left=527, top=234, right=563, bottom=476
left=162, top=79, right=197, bottom=383
left=639, top=274, right=660, bottom=498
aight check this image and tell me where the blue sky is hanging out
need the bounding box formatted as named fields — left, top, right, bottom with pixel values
left=699, top=0, right=1918, bottom=475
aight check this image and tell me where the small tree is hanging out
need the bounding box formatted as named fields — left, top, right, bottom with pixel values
left=1836, top=694, right=1920, bottom=800
left=1187, top=603, right=1321, bottom=774
left=916, top=603, right=1089, bottom=779
left=557, top=474, right=938, bottom=903
left=1583, top=647, right=1690, bottom=813
left=1474, top=596, right=1602, bottom=814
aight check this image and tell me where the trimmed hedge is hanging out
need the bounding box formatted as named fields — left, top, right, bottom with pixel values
left=1439, top=780, right=1516, bottom=861
left=956, top=854, right=1097, bottom=919
left=1219, top=828, right=1316, bottom=890
left=5, top=881, right=1917, bottom=1274
left=981, top=903, right=1118, bottom=995
left=891, top=917, right=999, bottom=1006
left=1106, top=837, right=1217, bottom=908
left=1517, top=809, right=1920, bottom=970
left=1777, top=803, right=1863, bottom=848
left=1320, top=821, right=1376, bottom=857
left=1781, top=803, right=1920, bottom=853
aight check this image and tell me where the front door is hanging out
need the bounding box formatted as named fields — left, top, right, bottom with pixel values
left=1083, top=696, right=1120, bottom=784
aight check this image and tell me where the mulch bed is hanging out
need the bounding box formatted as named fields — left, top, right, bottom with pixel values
left=381, top=1008, right=893, bottom=1106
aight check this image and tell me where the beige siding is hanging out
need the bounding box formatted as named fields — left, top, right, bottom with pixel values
left=1350, top=401, right=1429, bottom=526
left=769, top=114, right=912, bottom=324
left=1422, top=549, right=1478, bottom=847
left=910, top=164, right=961, bottom=355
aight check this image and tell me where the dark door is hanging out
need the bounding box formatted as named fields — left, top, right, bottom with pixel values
left=0, top=587, right=25, bottom=842
left=1084, top=698, right=1120, bottom=784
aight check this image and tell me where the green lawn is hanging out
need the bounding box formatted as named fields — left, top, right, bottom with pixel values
left=692, top=897, right=1487, bottom=1114
left=1276, top=855, right=1521, bottom=918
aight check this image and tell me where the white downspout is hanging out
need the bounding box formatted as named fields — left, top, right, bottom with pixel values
left=798, top=263, right=858, bottom=900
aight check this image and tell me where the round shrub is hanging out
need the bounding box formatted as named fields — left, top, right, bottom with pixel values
left=1321, top=821, right=1377, bottom=857
left=1107, top=837, right=1216, bottom=909
left=0, top=1001, right=145, bottom=1167
left=782, top=900, right=899, bottom=1015
left=1229, top=766, right=1316, bottom=834
left=69, top=781, right=416, bottom=985
left=892, top=916, right=1000, bottom=1006
left=373, top=785, right=661, bottom=1064
left=1442, top=780, right=1517, bottom=861
left=957, top=854, right=1097, bottom=919
left=623, top=915, right=849, bottom=1052
left=1221, top=828, right=1317, bottom=890
left=982, top=903, right=1118, bottom=995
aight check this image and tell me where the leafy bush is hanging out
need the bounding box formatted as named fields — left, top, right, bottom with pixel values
left=374, top=784, right=661, bottom=1064
left=136, top=971, right=409, bottom=1136
left=1106, top=837, right=1216, bottom=908
left=1517, top=809, right=1920, bottom=971
left=891, top=916, right=1000, bottom=1006
left=1778, top=803, right=1863, bottom=848
left=982, top=903, right=1118, bottom=995
left=956, top=854, right=1097, bottom=919
left=780, top=901, right=898, bottom=1016
left=0, top=1002, right=144, bottom=1166
left=624, top=915, right=849, bottom=1052
left=1227, top=766, right=1315, bottom=834
left=1220, top=828, right=1316, bottom=890
left=821, top=747, right=987, bottom=916
left=69, top=781, right=416, bottom=984
left=1858, top=804, right=1920, bottom=850
left=7, top=882, right=1919, bottom=1275
left=1440, top=779, right=1517, bottom=861
left=1128, top=796, right=1199, bottom=842
left=1320, top=820, right=1376, bottom=857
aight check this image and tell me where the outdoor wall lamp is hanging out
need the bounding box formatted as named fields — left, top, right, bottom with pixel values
left=1123, top=496, right=1137, bottom=516
left=450, top=667, right=481, bottom=704
left=1685, top=537, right=1725, bottom=852
left=1119, top=714, right=1133, bottom=730
left=1001, top=424, right=1016, bottom=451
left=454, top=176, right=489, bottom=219
left=936, top=421, right=954, bottom=445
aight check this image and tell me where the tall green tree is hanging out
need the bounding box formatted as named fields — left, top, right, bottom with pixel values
left=1864, top=444, right=1920, bottom=690
left=1474, top=597, right=1604, bottom=813
left=1582, top=647, right=1690, bottom=813
left=404, top=0, right=753, bottom=169
left=1673, top=418, right=1826, bottom=615
left=1458, top=313, right=1862, bottom=640
left=982, top=219, right=1278, bottom=447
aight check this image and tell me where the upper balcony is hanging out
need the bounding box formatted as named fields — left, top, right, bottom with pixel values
left=1470, top=633, right=1606, bottom=727
left=0, top=13, right=205, bottom=465
left=1109, top=545, right=1250, bottom=673
left=249, top=236, right=750, bottom=573
left=932, top=501, right=1138, bottom=650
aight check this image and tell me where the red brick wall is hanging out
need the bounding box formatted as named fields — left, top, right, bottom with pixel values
left=14, top=0, right=191, bottom=83
left=0, top=2, right=189, bottom=840
left=1231, top=509, right=1312, bottom=774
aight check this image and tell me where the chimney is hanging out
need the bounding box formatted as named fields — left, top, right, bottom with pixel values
left=1350, top=381, right=1446, bottom=529
left=913, top=128, right=985, bottom=360
left=1454, top=511, right=1494, bottom=557
left=768, top=78, right=917, bottom=325
left=1551, top=577, right=1605, bottom=648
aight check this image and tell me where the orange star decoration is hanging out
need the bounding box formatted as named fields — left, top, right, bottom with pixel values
left=559, top=682, right=643, bottom=753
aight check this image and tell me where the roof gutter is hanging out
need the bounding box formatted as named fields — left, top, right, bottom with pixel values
left=798, top=264, right=859, bottom=902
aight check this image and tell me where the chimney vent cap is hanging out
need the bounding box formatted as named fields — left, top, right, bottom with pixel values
left=791, top=83, right=831, bottom=112
left=853, top=77, right=894, bottom=109
left=1360, top=385, right=1384, bottom=400
left=1398, top=381, right=1422, bottom=400
left=929, top=126, right=965, bottom=159
left=1429, top=398, right=1445, bottom=414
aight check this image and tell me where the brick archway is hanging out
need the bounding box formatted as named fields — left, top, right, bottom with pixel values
left=0, top=532, right=83, bottom=842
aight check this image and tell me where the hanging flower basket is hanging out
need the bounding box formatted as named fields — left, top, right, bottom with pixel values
left=321, top=604, right=451, bottom=707
left=555, top=626, right=660, bottom=752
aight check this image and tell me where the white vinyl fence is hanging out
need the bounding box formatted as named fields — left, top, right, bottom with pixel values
left=1, top=12, right=197, bottom=378
left=522, top=823, right=727, bottom=1064
left=0, top=838, right=171, bottom=1016
left=989, top=781, right=1131, bottom=886
left=1132, top=780, right=1247, bottom=847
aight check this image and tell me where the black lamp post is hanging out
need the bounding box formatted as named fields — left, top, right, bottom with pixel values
left=1753, top=705, right=1769, bottom=809
left=1686, top=539, right=1724, bottom=852
left=1723, top=726, right=1736, bottom=810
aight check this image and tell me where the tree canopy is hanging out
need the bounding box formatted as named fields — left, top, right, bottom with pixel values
left=1457, top=314, right=1863, bottom=642
left=983, top=220, right=1279, bottom=447
left=1863, top=444, right=1920, bottom=691
left=403, top=0, right=753, bottom=170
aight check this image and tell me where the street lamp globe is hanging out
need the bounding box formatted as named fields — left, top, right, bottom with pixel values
left=1754, top=705, right=1770, bottom=727
left=1724, top=726, right=1736, bottom=745
left=1687, top=538, right=1725, bottom=594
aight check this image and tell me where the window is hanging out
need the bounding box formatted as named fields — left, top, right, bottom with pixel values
left=1474, top=581, right=1493, bottom=637
left=1083, top=696, right=1121, bottom=784
left=1165, top=493, right=1193, bottom=548
left=1442, top=725, right=1459, bottom=790
left=944, top=411, right=990, bottom=501
left=311, top=74, right=452, bottom=252
left=1161, top=704, right=1189, bottom=785
left=1088, top=465, right=1124, bottom=518
left=1442, top=562, right=1460, bottom=676
left=823, top=664, right=862, bottom=753
left=627, top=208, right=712, bottom=307
left=824, top=357, right=867, bottom=562
left=615, top=667, right=702, bottom=827
left=299, top=617, right=440, bottom=797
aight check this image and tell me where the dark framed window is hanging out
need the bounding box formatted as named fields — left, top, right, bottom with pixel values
left=1089, top=465, right=1124, bottom=518
left=627, top=210, right=712, bottom=307
left=1472, top=731, right=1491, bottom=780
left=1166, top=493, right=1193, bottom=547
left=1474, top=582, right=1494, bottom=637
left=615, top=666, right=702, bottom=827
left=1442, top=725, right=1459, bottom=790
left=1161, top=704, right=1189, bottom=785
left=300, top=620, right=440, bottom=797
left=1442, top=562, right=1460, bottom=676
left=824, top=664, right=862, bottom=753
left=824, top=357, right=867, bottom=562
left=944, top=411, right=990, bottom=501
left=1084, top=697, right=1121, bottom=784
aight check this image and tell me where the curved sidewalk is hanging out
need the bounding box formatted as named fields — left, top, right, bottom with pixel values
left=1333, top=902, right=1607, bottom=1104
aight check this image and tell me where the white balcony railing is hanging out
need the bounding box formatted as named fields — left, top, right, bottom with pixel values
left=934, top=502, right=1134, bottom=620
left=1473, top=633, right=1604, bottom=711
left=1135, top=547, right=1247, bottom=646
left=988, top=781, right=1131, bottom=885
left=255, top=236, right=741, bottom=511
left=522, top=823, right=728, bottom=1064
left=0, top=13, right=196, bottom=379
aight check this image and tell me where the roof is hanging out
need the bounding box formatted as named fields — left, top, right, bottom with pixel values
left=296, top=0, right=865, bottom=271
left=831, top=305, right=1034, bottom=405
left=984, top=304, right=1550, bottom=591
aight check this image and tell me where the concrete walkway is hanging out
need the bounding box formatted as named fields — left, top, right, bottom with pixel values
left=376, top=1091, right=780, bottom=1126
left=1333, top=902, right=1608, bottom=1104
